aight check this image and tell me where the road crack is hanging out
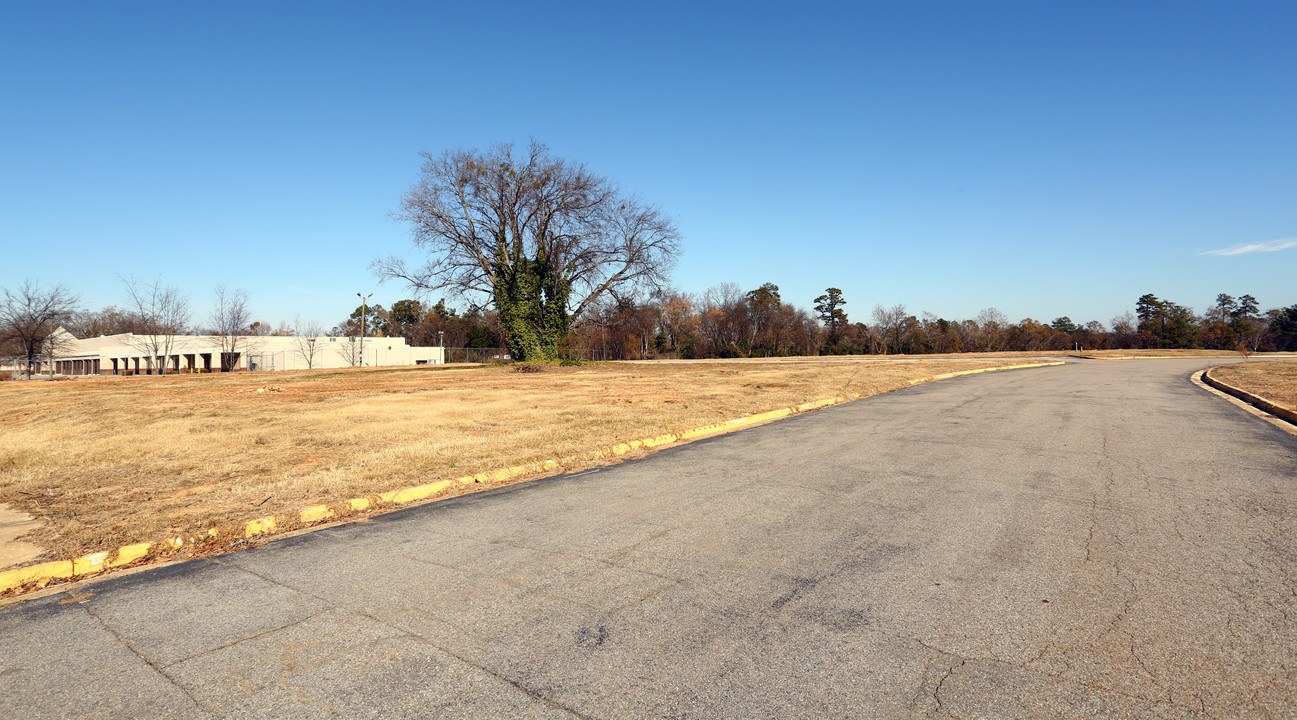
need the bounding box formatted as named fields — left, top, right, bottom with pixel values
left=76, top=598, right=210, bottom=712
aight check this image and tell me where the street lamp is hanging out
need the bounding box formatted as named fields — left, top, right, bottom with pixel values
left=357, top=292, right=373, bottom=367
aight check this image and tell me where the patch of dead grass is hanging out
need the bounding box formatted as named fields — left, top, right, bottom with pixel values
left=1209, top=360, right=1297, bottom=412
left=2, top=358, right=1047, bottom=562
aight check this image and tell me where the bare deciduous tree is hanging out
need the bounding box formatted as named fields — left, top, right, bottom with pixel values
left=375, top=140, right=681, bottom=361
left=698, top=282, right=747, bottom=355
left=336, top=335, right=361, bottom=366
left=973, top=307, right=1010, bottom=351
left=209, top=285, right=254, bottom=371
left=292, top=317, right=326, bottom=369
left=120, top=275, right=191, bottom=375
left=872, top=304, right=910, bottom=355
left=0, top=280, right=80, bottom=379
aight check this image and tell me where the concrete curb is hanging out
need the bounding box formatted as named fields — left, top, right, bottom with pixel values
left=1200, top=367, right=1297, bottom=426
left=0, top=360, right=1064, bottom=596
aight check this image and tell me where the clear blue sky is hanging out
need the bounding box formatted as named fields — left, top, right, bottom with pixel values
left=2, top=1, right=1294, bottom=331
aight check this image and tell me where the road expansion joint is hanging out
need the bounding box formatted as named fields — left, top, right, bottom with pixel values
left=220, top=529, right=695, bottom=636
left=392, top=549, right=485, bottom=577
left=161, top=607, right=334, bottom=669
left=375, top=616, right=600, bottom=720
left=75, top=595, right=208, bottom=713
left=205, top=557, right=600, bottom=719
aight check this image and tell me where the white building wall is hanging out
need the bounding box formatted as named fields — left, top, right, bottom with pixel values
left=50, top=331, right=444, bottom=375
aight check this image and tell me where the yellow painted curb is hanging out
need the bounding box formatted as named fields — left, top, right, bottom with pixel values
left=245, top=517, right=276, bottom=537
left=300, top=505, right=334, bottom=524
left=387, top=480, right=454, bottom=504
left=110, top=543, right=152, bottom=568
left=0, top=560, right=75, bottom=591
left=71, top=552, right=111, bottom=576
left=0, top=359, right=1063, bottom=596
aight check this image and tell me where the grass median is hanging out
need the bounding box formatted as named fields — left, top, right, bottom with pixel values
left=2, top=357, right=1048, bottom=564
left=1208, top=359, right=1297, bottom=414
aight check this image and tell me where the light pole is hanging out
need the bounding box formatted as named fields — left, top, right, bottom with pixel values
left=357, top=292, right=373, bottom=367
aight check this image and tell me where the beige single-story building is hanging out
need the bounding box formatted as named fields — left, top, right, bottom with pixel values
left=13, top=329, right=444, bottom=376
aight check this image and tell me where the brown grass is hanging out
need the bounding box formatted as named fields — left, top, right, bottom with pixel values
left=1208, top=359, right=1297, bottom=413
left=1, top=358, right=1047, bottom=563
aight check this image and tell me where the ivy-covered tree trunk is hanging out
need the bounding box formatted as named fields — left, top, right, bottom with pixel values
left=493, top=241, right=572, bottom=362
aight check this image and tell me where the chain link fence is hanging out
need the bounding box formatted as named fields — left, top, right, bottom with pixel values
left=444, top=347, right=511, bottom=363
left=557, top=348, right=608, bottom=362
left=443, top=347, right=609, bottom=363
left=245, top=351, right=287, bottom=372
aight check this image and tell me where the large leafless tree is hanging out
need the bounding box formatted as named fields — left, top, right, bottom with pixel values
left=120, top=275, right=191, bottom=375
left=374, top=141, right=681, bottom=361
left=0, top=280, right=80, bottom=379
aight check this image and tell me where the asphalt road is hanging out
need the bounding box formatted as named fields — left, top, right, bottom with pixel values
left=2, top=358, right=1295, bottom=719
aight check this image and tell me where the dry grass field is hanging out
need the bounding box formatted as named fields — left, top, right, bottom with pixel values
left=0, top=357, right=1049, bottom=564
left=1210, top=359, right=1297, bottom=412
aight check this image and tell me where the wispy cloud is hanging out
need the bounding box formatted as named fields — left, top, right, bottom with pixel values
left=1201, top=238, right=1297, bottom=256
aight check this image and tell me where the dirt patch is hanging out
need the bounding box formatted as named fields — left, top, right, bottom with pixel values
left=1209, top=360, right=1297, bottom=413
left=166, top=483, right=215, bottom=500
left=1, top=358, right=1050, bottom=562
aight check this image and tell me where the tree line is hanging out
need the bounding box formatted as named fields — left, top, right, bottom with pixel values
left=310, top=286, right=1297, bottom=361
left=4, top=277, right=1297, bottom=377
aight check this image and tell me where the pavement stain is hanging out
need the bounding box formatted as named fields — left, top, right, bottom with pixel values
left=770, top=576, right=821, bottom=610
left=574, top=625, right=609, bottom=648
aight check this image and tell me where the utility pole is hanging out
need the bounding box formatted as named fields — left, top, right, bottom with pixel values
left=357, top=292, right=373, bottom=367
